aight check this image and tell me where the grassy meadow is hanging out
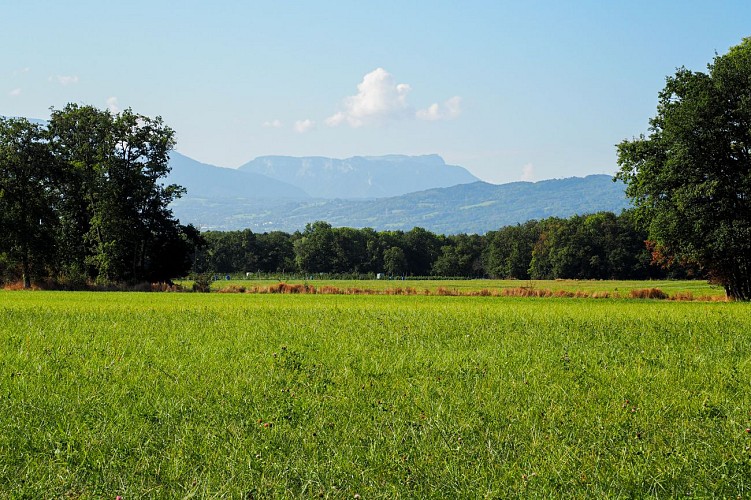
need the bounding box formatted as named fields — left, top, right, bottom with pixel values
left=1, top=289, right=749, bottom=497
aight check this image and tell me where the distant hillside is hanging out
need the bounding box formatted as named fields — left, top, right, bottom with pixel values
left=170, top=174, right=630, bottom=234
left=166, top=152, right=309, bottom=200
left=1, top=116, right=47, bottom=126
left=238, top=154, right=480, bottom=198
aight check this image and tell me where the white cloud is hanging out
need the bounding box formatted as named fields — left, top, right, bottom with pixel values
left=326, top=67, right=412, bottom=127
left=416, top=103, right=441, bottom=121
left=9, top=88, right=21, bottom=97
left=521, top=163, right=535, bottom=181
left=445, top=96, right=462, bottom=118
left=106, top=96, right=120, bottom=114
left=416, top=96, right=462, bottom=121
left=13, top=67, right=30, bottom=76
left=263, top=119, right=284, bottom=128
left=51, top=75, right=79, bottom=86
left=294, top=119, right=315, bottom=133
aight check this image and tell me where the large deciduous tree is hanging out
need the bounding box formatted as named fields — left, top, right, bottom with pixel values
left=0, top=118, right=59, bottom=288
left=616, top=38, right=751, bottom=300
left=0, top=104, right=195, bottom=287
left=48, top=104, right=187, bottom=284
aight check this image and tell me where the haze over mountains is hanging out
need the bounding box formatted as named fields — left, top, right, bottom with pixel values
left=239, top=154, right=480, bottom=198
left=166, top=153, right=630, bottom=234
left=167, top=152, right=310, bottom=200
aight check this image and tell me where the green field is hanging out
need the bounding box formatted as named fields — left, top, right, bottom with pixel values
left=1, top=290, right=749, bottom=497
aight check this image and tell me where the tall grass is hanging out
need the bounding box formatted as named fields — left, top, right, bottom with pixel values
left=0, top=291, right=749, bottom=497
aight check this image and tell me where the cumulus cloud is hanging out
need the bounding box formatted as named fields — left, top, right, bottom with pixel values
left=294, top=119, right=315, bottom=133
left=106, top=96, right=120, bottom=114
left=415, top=103, right=441, bottom=121
left=521, top=163, right=535, bottom=181
left=326, top=68, right=412, bottom=127
left=51, top=75, right=79, bottom=86
left=263, top=119, right=284, bottom=129
left=416, top=96, right=462, bottom=121
left=9, top=88, right=21, bottom=97
left=326, top=68, right=462, bottom=128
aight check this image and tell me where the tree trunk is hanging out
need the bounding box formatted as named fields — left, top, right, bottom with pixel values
left=21, top=248, right=31, bottom=289
left=724, top=263, right=751, bottom=301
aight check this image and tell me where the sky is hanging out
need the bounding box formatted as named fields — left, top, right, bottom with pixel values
left=2, top=1, right=750, bottom=184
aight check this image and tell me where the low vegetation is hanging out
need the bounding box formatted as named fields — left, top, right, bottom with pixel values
left=1, top=291, right=749, bottom=497
left=204, top=278, right=727, bottom=301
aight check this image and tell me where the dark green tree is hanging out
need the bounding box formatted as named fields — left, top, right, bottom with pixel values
left=47, top=104, right=113, bottom=281
left=48, top=104, right=187, bottom=284
left=383, top=246, right=407, bottom=276
left=528, top=217, right=563, bottom=280
left=403, top=227, right=443, bottom=276
left=331, top=227, right=369, bottom=273
left=616, top=38, right=751, bottom=300
left=294, top=221, right=336, bottom=273
left=484, top=221, right=539, bottom=279
left=432, top=234, right=486, bottom=277
left=0, top=118, right=59, bottom=287
left=256, top=231, right=295, bottom=272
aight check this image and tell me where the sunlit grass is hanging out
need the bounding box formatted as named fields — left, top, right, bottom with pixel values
left=1, top=291, right=748, bottom=497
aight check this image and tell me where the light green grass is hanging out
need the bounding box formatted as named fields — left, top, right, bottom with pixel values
left=1, top=291, right=749, bottom=497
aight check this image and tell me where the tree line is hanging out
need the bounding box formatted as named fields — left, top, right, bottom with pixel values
left=194, top=214, right=696, bottom=280
left=0, top=105, right=199, bottom=288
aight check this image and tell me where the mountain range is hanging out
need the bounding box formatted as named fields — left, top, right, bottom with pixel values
left=5, top=115, right=629, bottom=233
left=166, top=153, right=629, bottom=234
left=238, top=154, right=479, bottom=198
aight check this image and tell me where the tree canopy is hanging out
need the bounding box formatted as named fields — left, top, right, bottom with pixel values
left=194, top=211, right=676, bottom=281
left=0, top=105, right=198, bottom=287
left=616, top=38, right=751, bottom=300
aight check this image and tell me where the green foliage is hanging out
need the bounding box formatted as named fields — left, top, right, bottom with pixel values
left=527, top=212, right=656, bottom=280
left=383, top=246, right=407, bottom=275
left=194, top=211, right=686, bottom=280
left=191, top=272, right=212, bottom=293
left=617, top=37, right=751, bottom=300
left=432, top=233, right=486, bottom=277
left=484, top=221, right=539, bottom=279
left=0, top=104, right=197, bottom=287
left=0, top=118, right=60, bottom=287
left=294, top=221, right=337, bottom=273
left=0, top=291, right=748, bottom=496
left=49, top=104, right=187, bottom=284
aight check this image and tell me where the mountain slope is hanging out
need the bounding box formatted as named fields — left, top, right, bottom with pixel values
left=238, top=154, right=480, bottom=198
left=166, top=152, right=309, bottom=199
left=170, top=174, right=630, bottom=234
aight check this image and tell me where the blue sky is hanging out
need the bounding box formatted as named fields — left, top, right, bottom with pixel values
left=3, top=1, right=750, bottom=183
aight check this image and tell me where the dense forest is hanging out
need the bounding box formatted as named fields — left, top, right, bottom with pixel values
left=194, top=213, right=696, bottom=280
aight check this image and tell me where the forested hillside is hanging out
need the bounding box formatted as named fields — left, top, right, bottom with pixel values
left=170, top=174, right=630, bottom=233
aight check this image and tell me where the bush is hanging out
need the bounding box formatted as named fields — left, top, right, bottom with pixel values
left=629, top=288, right=668, bottom=300
left=192, top=273, right=212, bottom=293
